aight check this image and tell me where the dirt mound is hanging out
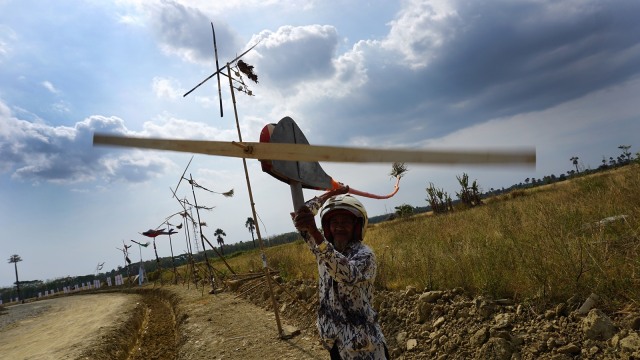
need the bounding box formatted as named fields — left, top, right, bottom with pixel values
left=3, top=281, right=638, bottom=359
left=233, top=278, right=640, bottom=359
left=82, top=284, right=326, bottom=360
left=66, top=288, right=179, bottom=360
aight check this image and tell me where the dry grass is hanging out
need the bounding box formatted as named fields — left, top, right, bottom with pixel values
left=207, top=241, right=319, bottom=282
left=206, top=165, right=639, bottom=307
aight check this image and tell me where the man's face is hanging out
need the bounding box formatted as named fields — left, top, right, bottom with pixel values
left=328, top=210, right=357, bottom=252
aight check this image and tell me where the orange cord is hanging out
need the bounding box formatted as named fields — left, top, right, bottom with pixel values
left=327, top=177, right=401, bottom=200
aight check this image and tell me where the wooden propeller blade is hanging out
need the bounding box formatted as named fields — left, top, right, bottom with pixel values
left=94, top=133, right=535, bottom=166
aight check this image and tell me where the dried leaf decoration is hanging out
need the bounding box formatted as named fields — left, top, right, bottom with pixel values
left=390, top=162, right=408, bottom=179
left=237, top=60, right=258, bottom=83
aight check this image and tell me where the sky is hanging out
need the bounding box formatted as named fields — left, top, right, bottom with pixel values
left=1, top=0, right=639, bottom=288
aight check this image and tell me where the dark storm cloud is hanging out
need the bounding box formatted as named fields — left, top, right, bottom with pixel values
left=272, top=1, right=640, bottom=144
left=421, top=2, right=640, bottom=118
left=0, top=101, right=172, bottom=185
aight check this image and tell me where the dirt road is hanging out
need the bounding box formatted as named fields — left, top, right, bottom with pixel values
left=3, top=282, right=640, bottom=359
left=0, top=293, right=140, bottom=359
left=0, top=285, right=327, bottom=360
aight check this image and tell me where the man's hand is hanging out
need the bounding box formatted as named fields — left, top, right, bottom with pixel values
left=292, top=206, right=323, bottom=244
left=292, top=206, right=316, bottom=232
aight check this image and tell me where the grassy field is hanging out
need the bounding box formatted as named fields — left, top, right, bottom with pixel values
left=203, top=164, right=639, bottom=308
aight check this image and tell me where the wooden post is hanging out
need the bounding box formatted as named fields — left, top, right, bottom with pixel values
left=227, top=64, right=284, bottom=338
left=290, top=181, right=305, bottom=211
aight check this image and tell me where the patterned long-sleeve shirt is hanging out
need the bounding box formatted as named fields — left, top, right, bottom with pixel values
left=308, top=238, right=387, bottom=359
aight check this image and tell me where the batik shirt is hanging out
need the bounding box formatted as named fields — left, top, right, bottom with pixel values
left=308, top=238, right=387, bottom=360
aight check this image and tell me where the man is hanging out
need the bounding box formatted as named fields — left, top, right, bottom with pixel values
left=293, top=194, right=389, bottom=360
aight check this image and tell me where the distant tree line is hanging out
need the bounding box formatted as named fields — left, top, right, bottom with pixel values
left=377, top=144, right=638, bottom=220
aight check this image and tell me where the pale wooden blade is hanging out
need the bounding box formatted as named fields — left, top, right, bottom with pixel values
left=93, top=134, right=535, bottom=166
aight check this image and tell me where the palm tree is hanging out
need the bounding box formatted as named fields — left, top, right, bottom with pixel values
left=570, top=156, right=580, bottom=173
left=214, top=228, right=226, bottom=254
left=618, top=145, right=632, bottom=162
left=8, top=254, right=23, bottom=303
left=245, top=217, right=256, bottom=248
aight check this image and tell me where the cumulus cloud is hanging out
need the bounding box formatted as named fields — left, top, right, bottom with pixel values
left=0, top=99, right=176, bottom=185
left=152, top=77, right=184, bottom=100
left=383, top=0, right=459, bottom=68
left=140, top=113, right=238, bottom=141
left=253, top=25, right=339, bottom=89
left=41, top=81, right=60, bottom=94
left=52, top=100, right=70, bottom=113
left=99, top=153, right=174, bottom=183
left=146, top=0, right=243, bottom=65
left=118, top=0, right=298, bottom=18
left=269, top=0, right=640, bottom=145
left=31, top=0, right=635, bottom=174
left=193, top=94, right=217, bottom=108
left=239, top=25, right=368, bottom=129
left=0, top=25, right=16, bottom=61
left=0, top=92, right=259, bottom=186
left=140, top=0, right=639, bottom=151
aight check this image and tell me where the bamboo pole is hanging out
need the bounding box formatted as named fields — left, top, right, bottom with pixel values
left=189, top=173, right=215, bottom=291
left=227, top=63, right=284, bottom=338
left=166, top=222, right=179, bottom=284
left=200, top=234, right=236, bottom=275
left=181, top=213, right=196, bottom=289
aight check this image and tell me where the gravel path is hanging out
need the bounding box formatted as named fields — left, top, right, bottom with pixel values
left=0, top=300, right=54, bottom=330
left=0, top=293, right=138, bottom=360
left=0, top=286, right=327, bottom=360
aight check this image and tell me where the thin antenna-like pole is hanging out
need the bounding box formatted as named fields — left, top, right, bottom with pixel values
left=171, top=186, right=236, bottom=280
left=117, top=243, right=131, bottom=286
left=200, top=234, right=235, bottom=274
left=189, top=173, right=215, bottom=291
left=123, top=240, right=132, bottom=286
left=227, top=63, right=284, bottom=337
left=211, top=22, right=223, bottom=117
left=170, top=157, right=196, bottom=286
left=174, top=156, right=193, bottom=196
left=149, top=237, right=164, bottom=288
left=179, top=180, right=236, bottom=282
left=189, top=209, right=200, bottom=288
left=189, top=207, right=201, bottom=254
left=188, top=206, right=203, bottom=288
left=170, top=185, right=199, bottom=288
left=181, top=207, right=196, bottom=289
left=166, top=222, right=178, bottom=284
left=131, top=240, right=145, bottom=286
